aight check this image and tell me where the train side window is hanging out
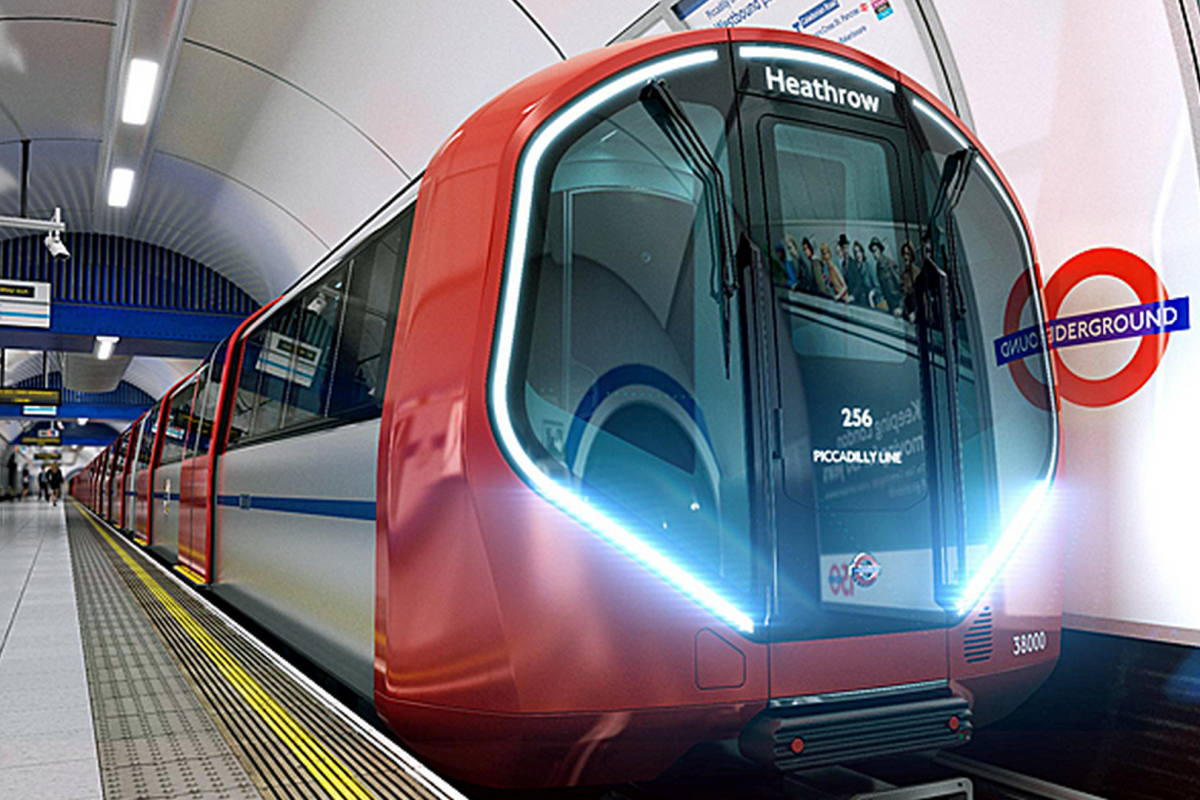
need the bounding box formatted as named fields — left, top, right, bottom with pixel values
left=327, top=208, right=414, bottom=422
left=912, top=107, right=1055, bottom=568
left=226, top=205, right=413, bottom=446
left=505, top=92, right=757, bottom=598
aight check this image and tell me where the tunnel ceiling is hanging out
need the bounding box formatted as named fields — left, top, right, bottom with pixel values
left=0, top=0, right=660, bottom=408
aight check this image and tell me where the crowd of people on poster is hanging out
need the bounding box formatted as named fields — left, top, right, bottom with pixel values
left=772, top=229, right=921, bottom=319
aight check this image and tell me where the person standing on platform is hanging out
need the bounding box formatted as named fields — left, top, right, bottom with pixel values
left=48, top=463, right=63, bottom=506
left=21, top=464, right=30, bottom=500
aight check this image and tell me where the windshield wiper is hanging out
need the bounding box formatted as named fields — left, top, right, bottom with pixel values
left=640, top=78, right=738, bottom=377
left=918, top=146, right=977, bottom=611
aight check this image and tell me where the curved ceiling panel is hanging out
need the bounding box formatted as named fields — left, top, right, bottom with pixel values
left=155, top=44, right=405, bottom=252
left=183, top=0, right=563, bottom=174
left=0, top=15, right=111, bottom=140
left=516, top=0, right=659, bottom=54
left=123, top=355, right=198, bottom=398
left=0, top=349, right=44, bottom=385
left=0, top=140, right=21, bottom=213
left=0, top=0, right=115, bottom=22
left=132, top=147, right=329, bottom=300
left=24, top=139, right=100, bottom=227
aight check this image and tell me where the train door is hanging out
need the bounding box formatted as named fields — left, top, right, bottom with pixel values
left=178, top=363, right=208, bottom=579
left=124, top=414, right=146, bottom=536
left=179, top=352, right=223, bottom=582
left=99, top=450, right=112, bottom=519
left=115, top=430, right=130, bottom=528
left=734, top=46, right=953, bottom=697
left=135, top=405, right=159, bottom=545
left=151, top=377, right=198, bottom=561
left=122, top=427, right=136, bottom=529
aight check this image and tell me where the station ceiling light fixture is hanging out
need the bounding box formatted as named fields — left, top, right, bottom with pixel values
left=94, top=335, right=120, bottom=360
left=108, top=168, right=135, bottom=207
left=121, top=58, right=160, bottom=125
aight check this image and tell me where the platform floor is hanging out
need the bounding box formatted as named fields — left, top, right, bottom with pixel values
left=1, top=498, right=103, bottom=800
left=1, top=498, right=465, bottom=800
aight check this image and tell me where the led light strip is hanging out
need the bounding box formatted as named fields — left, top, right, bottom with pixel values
left=490, top=48, right=756, bottom=635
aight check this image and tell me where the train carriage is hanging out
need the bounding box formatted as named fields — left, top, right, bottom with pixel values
left=83, top=28, right=1061, bottom=789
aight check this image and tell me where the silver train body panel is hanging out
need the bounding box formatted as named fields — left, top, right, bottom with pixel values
left=212, top=418, right=379, bottom=699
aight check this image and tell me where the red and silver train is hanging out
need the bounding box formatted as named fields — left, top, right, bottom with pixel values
left=73, top=28, right=1062, bottom=789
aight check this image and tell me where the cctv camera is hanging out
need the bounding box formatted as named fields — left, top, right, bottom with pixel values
left=43, top=232, right=70, bottom=260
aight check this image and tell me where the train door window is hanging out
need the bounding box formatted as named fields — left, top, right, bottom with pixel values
left=909, top=100, right=1056, bottom=596
left=279, top=263, right=349, bottom=430
left=229, top=327, right=266, bottom=447
left=763, top=119, right=929, bottom=508
left=112, top=433, right=127, bottom=481
left=160, top=379, right=198, bottom=465
left=181, top=364, right=210, bottom=461
left=139, top=403, right=159, bottom=468
left=500, top=71, right=757, bottom=602
left=327, top=208, right=414, bottom=422
left=251, top=303, right=305, bottom=437
left=192, top=343, right=227, bottom=454
left=757, top=110, right=955, bottom=629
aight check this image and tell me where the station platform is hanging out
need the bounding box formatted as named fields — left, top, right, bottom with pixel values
left=0, top=498, right=466, bottom=800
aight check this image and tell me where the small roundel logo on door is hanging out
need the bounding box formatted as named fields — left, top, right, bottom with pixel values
left=850, top=552, right=880, bottom=588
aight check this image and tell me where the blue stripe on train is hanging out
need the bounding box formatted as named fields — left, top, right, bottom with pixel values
left=216, top=494, right=375, bottom=521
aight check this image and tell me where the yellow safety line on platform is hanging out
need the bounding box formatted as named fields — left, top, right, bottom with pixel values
left=73, top=500, right=376, bottom=800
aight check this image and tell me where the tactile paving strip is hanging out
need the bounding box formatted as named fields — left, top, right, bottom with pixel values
left=67, top=503, right=462, bottom=800
left=68, top=504, right=260, bottom=800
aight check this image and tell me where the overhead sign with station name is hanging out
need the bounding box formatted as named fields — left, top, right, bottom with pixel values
left=0, top=279, right=51, bottom=328
left=0, top=387, right=62, bottom=405
left=23, top=436, right=61, bottom=446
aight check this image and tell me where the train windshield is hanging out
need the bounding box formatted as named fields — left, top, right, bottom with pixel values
left=495, top=44, right=1056, bottom=639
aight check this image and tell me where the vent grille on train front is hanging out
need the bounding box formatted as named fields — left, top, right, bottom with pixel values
left=964, top=605, right=993, bottom=663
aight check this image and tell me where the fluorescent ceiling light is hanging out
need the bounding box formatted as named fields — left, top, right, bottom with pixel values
left=77, top=417, right=90, bottom=426
left=108, top=168, right=134, bottom=207
left=121, top=58, right=160, bottom=125
left=23, top=406, right=57, bottom=416
left=95, top=335, right=120, bottom=360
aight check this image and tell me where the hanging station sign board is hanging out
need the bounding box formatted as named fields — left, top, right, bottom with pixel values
left=23, top=435, right=61, bottom=446
left=0, top=280, right=51, bottom=328
left=0, top=388, right=62, bottom=405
